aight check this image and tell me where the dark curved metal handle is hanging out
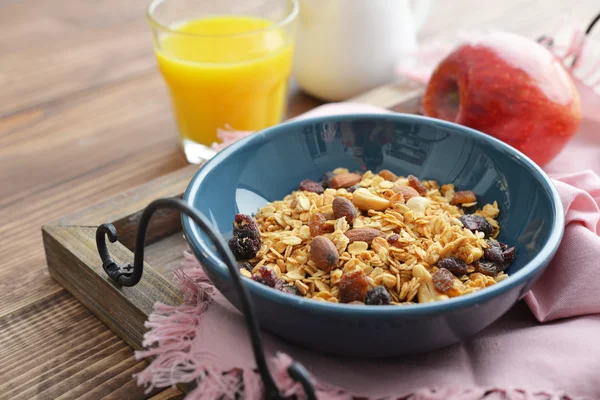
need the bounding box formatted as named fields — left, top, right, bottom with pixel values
left=537, top=11, right=600, bottom=68
left=95, top=197, right=316, bottom=400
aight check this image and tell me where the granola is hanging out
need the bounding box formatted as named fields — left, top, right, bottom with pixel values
left=228, top=168, right=516, bottom=305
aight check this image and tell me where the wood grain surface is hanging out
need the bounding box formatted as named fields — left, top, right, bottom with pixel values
left=1, top=1, right=597, bottom=398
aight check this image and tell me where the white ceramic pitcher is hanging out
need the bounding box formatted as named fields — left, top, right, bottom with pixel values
left=293, top=0, right=432, bottom=101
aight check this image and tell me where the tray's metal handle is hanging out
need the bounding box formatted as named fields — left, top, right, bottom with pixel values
left=96, top=197, right=316, bottom=400
left=537, top=11, right=600, bottom=68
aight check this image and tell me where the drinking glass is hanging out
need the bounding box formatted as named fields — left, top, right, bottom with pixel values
left=148, top=0, right=298, bottom=163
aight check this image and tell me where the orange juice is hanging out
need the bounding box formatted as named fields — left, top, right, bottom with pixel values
left=154, top=16, right=294, bottom=146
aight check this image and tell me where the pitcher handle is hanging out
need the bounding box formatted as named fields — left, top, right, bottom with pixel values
left=411, top=0, right=432, bottom=32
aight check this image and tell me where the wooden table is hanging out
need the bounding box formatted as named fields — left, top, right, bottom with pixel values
left=0, top=1, right=595, bottom=398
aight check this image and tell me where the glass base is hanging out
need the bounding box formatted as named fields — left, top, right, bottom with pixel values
left=181, top=139, right=218, bottom=164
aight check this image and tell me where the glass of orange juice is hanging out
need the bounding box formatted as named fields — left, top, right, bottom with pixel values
left=147, top=0, right=298, bottom=163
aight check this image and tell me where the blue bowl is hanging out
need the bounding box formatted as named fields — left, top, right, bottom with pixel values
left=182, top=113, right=564, bottom=357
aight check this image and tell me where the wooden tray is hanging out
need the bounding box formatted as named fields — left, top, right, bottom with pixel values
left=41, top=80, right=424, bottom=389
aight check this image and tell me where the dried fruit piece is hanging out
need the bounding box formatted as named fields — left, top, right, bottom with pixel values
left=332, top=196, right=358, bottom=223
left=321, top=171, right=335, bottom=188
left=459, top=214, right=493, bottom=236
left=329, top=172, right=362, bottom=189
left=275, top=280, right=301, bottom=296
left=476, top=240, right=516, bottom=275
left=378, top=169, right=398, bottom=182
left=474, top=260, right=499, bottom=276
left=451, top=190, right=477, bottom=205
left=299, top=179, right=324, bottom=194
left=437, top=257, right=468, bottom=276
left=344, top=228, right=386, bottom=245
left=228, top=214, right=262, bottom=260
left=252, top=266, right=279, bottom=287
left=310, top=236, right=340, bottom=272
left=365, top=286, right=391, bottom=305
left=238, top=261, right=253, bottom=272
left=346, top=184, right=360, bottom=193
left=387, top=234, right=400, bottom=247
left=309, top=212, right=331, bottom=237
left=432, top=268, right=455, bottom=293
left=352, top=188, right=390, bottom=211
left=483, top=241, right=505, bottom=264
left=502, top=245, right=517, bottom=265
left=339, top=269, right=369, bottom=303
left=393, top=185, right=420, bottom=200
left=408, top=175, right=428, bottom=195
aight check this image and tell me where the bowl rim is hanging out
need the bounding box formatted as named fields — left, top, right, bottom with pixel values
left=182, top=113, right=565, bottom=315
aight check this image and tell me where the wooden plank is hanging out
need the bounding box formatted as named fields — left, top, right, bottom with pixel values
left=55, top=164, right=199, bottom=249
left=0, top=141, right=187, bottom=318
left=147, top=388, right=186, bottom=400
left=0, top=291, right=148, bottom=400
left=42, top=225, right=182, bottom=351
left=145, top=233, right=188, bottom=278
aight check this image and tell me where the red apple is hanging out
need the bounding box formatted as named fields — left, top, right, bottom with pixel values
left=422, top=32, right=582, bottom=166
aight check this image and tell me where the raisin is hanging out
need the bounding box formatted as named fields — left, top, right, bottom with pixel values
left=477, top=240, right=517, bottom=275
left=459, top=214, right=493, bottom=236
left=309, top=212, right=329, bottom=237
left=408, top=174, right=428, bottom=195
left=432, top=268, right=455, bottom=293
left=451, top=190, right=477, bottom=205
left=299, top=179, right=324, bottom=194
left=339, top=270, right=369, bottom=303
left=251, top=266, right=279, bottom=288
left=437, top=257, right=468, bottom=276
left=483, top=240, right=505, bottom=264
left=346, top=184, right=360, bottom=193
left=229, top=237, right=259, bottom=260
left=229, top=214, right=262, bottom=260
left=321, top=171, right=335, bottom=188
left=503, top=245, right=517, bottom=266
left=387, top=233, right=400, bottom=247
left=379, top=169, right=398, bottom=182
left=275, top=280, right=301, bottom=296
left=475, top=260, right=499, bottom=276
left=238, top=261, right=253, bottom=272
left=365, top=286, right=391, bottom=305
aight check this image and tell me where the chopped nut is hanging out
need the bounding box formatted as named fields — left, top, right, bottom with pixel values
left=344, top=228, right=386, bottom=245
left=310, top=236, right=339, bottom=272
left=329, top=173, right=362, bottom=189
left=405, top=196, right=431, bottom=216
left=379, top=169, right=398, bottom=182
left=393, top=186, right=420, bottom=201
left=332, top=196, right=358, bottom=223
left=352, top=188, right=390, bottom=211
